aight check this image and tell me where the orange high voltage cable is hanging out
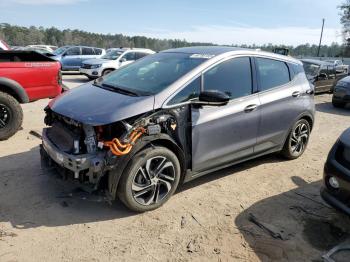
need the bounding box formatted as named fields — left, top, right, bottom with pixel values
left=103, top=127, right=146, bottom=156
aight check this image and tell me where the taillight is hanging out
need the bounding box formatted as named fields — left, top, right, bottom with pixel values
left=58, top=70, right=62, bottom=85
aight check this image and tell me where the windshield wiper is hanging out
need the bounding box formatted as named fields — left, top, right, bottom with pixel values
left=100, top=83, right=139, bottom=97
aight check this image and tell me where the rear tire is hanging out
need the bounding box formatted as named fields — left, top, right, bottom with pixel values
left=117, top=146, right=181, bottom=212
left=0, top=91, right=23, bottom=140
left=332, top=100, right=346, bottom=108
left=281, top=119, right=310, bottom=160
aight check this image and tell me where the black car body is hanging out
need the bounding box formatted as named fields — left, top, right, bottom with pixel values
left=332, top=76, right=350, bottom=108
left=321, top=128, right=350, bottom=216
left=301, top=59, right=348, bottom=93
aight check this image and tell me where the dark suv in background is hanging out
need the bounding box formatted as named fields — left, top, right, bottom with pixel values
left=41, top=47, right=315, bottom=212
left=50, top=45, right=106, bottom=71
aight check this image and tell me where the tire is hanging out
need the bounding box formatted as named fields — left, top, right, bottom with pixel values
left=332, top=100, right=346, bottom=108
left=281, top=119, right=310, bottom=160
left=117, top=146, right=181, bottom=212
left=0, top=91, right=23, bottom=140
left=102, top=69, right=113, bottom=76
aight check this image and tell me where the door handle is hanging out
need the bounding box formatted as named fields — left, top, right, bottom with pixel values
left=292, top=91, right=301, bottom=97
left=244, top=104, right=258, bottom=113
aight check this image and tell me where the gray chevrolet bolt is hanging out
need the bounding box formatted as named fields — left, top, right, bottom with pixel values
left=41, top=46, right=315, bottom=212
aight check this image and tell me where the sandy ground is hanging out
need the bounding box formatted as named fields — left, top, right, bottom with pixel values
left=1, top=74, right=350, bottom=262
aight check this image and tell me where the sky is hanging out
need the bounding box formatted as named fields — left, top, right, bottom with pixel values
left=0, top=0, right=345, bottom=46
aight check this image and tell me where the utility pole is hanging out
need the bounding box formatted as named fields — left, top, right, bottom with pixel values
left=317, top=18, right=325, bottom=57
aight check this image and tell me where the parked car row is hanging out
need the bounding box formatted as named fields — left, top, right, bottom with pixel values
left=79, top=48, right=155, bottom=79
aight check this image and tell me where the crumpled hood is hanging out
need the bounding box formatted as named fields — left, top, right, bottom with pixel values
left=49, top=83, right=155, bottom=126
left=83, top=58, right=111, bottom=65
left=339, top=128, right=350, bottom=148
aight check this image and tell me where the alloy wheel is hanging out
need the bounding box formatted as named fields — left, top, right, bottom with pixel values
left=0, top=104, right=10, bottom=129
left=132, top=156, right=176, bottom=206
left=290, top=122, right=309, bottom=155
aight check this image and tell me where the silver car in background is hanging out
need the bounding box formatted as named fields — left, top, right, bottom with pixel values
left=41, top=46, right=315, bottom=212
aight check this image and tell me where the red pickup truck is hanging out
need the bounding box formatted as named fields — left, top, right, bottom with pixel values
left=0, top=51, right=64, bottom=140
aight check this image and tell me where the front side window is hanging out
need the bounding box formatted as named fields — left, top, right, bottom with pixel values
left=256, top=58, right=290, bottom=91
left=124, top=52, right=136, bottom=61
left=65, top=47, right=80, bottom=56
left=203, top=57, right=252, bottom=99
left=168, top=77, right=200, bottom=105
left=100, top=52, right=207, bottom=96
left=135, top=52, right=149, bottom=60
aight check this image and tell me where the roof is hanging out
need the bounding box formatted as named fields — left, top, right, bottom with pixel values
left=162, top=46, right=246, bottom=55
left=162, top=46, right=301, bottom=64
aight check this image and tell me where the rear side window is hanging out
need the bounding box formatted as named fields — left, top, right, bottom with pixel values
left=65, top=47, right=80, bottom=56
left=203, top=57, right=252, bottom=99
left=82, top=47, right=94, bottom=55
left=135, top=52, right=149, bottom=60
left=168, top=77, right=200, bottom=105
left=94, top=48, right=103, bottom=55
left=256, top=58, right=290, bottom=91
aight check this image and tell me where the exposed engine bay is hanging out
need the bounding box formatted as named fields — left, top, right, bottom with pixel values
left=40, top=106, right=190, bottom=199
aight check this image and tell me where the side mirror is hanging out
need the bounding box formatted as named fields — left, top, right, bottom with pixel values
left=196, top=90, right=230, bottom=106
left=120, top=58, right=127, bottom=63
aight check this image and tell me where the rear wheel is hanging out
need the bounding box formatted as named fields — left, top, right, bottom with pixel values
left=281, top=119, right=310, bottom=160
left=118, top=146, right=181, bottom=212
left=0, top=91, right=23, bottom=140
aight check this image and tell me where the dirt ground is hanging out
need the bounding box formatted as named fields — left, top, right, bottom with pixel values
left=1, top=74, right=350, bottom=262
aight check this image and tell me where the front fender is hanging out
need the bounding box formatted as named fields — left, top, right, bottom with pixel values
left=107, top=134, right=184, bottom=200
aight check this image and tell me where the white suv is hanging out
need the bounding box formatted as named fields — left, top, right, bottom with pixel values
left=79, top=48, right=155, bottom=79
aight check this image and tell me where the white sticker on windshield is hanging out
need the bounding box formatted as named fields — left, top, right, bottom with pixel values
left=190, top=54, right=215, bottom=59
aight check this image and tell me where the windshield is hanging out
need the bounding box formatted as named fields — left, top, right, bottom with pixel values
left=53, top=46, right=69, bottom=55
left=302, top=62, right=320, bottom=77
left=100, top=52, right=208, bottom=95
left=101, top=49, right=124, bottom=60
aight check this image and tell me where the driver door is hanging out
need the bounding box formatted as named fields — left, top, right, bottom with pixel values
left=191, top=57, right=260, bottom=172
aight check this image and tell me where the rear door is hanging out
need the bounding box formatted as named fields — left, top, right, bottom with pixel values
left=191, top=56, right=260, bottom=172
left=254, top=57, right=303, bottom=153
left=81, top=47, right=96, bottom=63
left=61, top=47, right=81, bottom=70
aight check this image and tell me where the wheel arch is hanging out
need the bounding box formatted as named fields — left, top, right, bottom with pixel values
left=107, top=134, right=185, bottom=200
left=0, top=77, right=29, bottom=103
left=102, top=68, right=115, bottom=75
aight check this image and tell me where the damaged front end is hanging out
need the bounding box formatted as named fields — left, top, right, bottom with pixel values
left=40, top=106, right=188, bottom=199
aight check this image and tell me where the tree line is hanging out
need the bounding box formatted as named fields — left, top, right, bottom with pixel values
left=0, top=23, right=346, bottom=57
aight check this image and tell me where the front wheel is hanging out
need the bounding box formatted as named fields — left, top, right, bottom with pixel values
left=281, top=119, right=310, bottom=160
left=0, top=92, right=23, bottom=140
left=118, top=146, right=181, bottom=212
